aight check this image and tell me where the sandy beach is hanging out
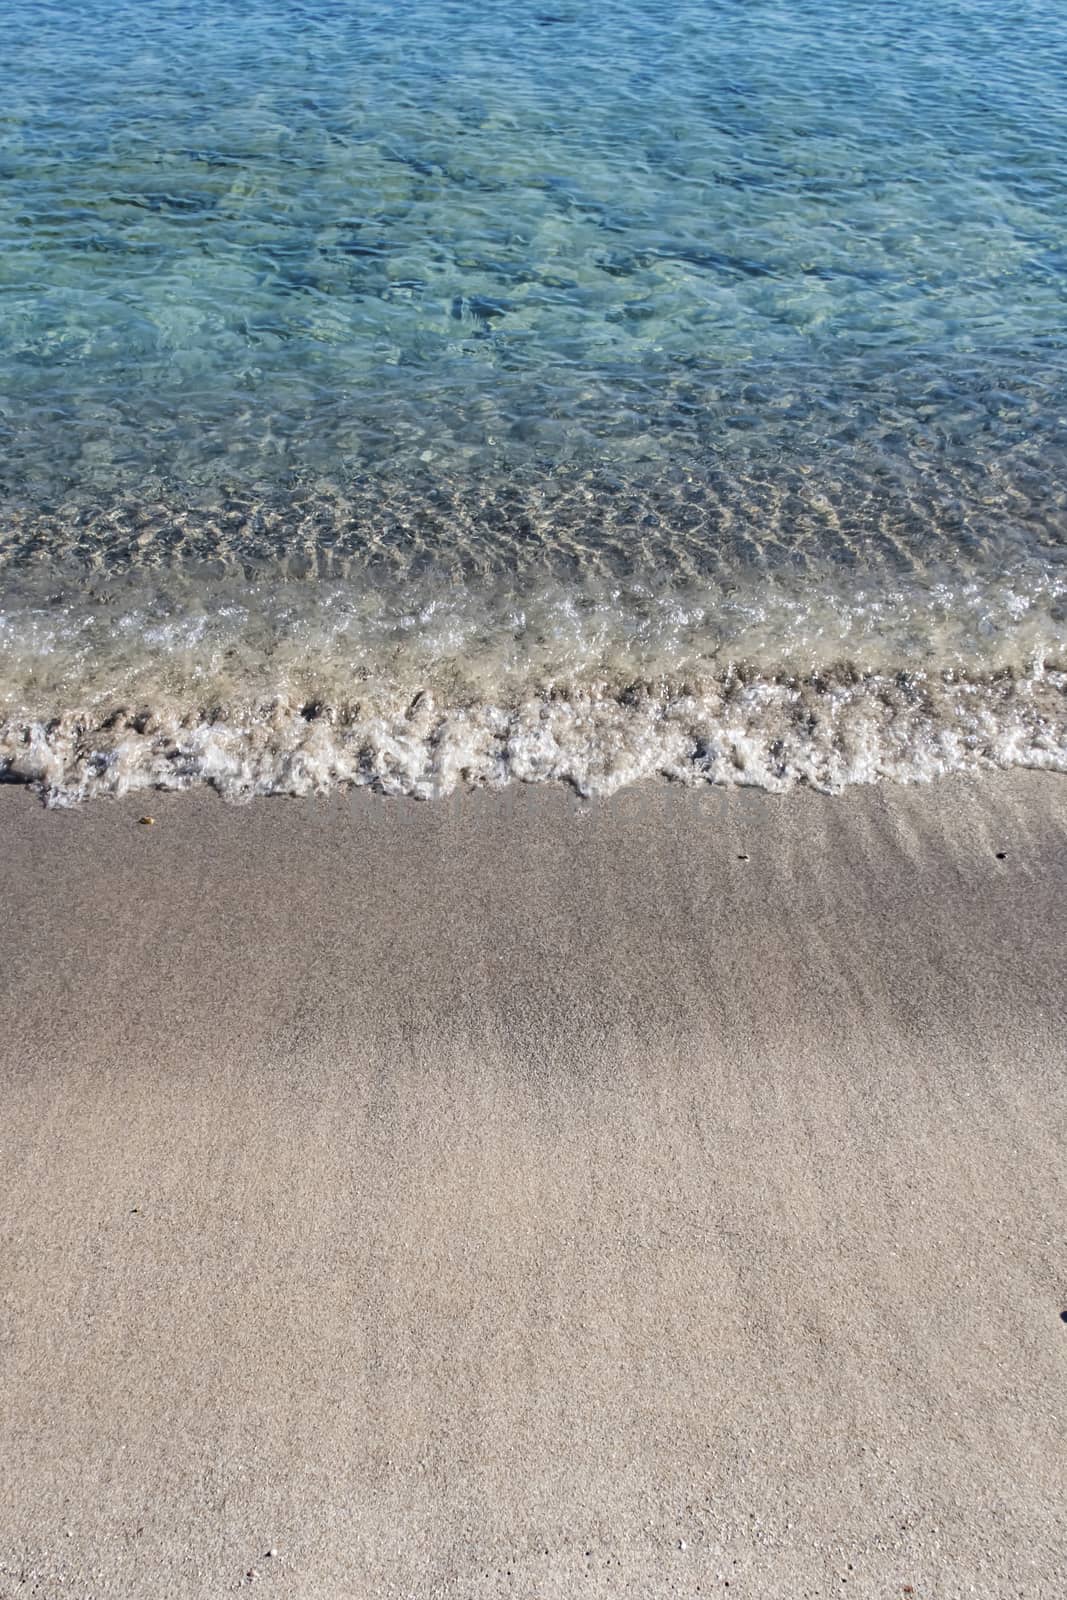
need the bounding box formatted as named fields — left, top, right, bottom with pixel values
left=1, top=771, right=1065, bottom=1599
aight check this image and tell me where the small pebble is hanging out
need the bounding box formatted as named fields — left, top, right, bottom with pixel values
left=138, top=816, right=155, bottom=826
left=737, top=852, right=750, bottom=861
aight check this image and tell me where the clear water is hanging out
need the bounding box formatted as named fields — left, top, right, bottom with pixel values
left=2, top=0, right=1067, bottom=800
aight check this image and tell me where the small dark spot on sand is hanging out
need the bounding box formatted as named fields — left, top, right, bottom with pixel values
left=995, top=850, right=1007, bottom=859
left=1059, top=1310, right=1067, bottom=1323
left=737, top=852, right=750, bottom=861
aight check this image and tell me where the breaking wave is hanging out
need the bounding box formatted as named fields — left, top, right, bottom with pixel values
left=3, top=561, right=1065, bottom=804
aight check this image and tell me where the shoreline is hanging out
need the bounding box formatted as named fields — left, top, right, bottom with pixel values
left=3, top=559, right=1066, bottom=808
left=2, top=771, right=1066, bottom=1597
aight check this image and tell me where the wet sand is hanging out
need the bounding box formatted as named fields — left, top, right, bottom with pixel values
left=1, top=773, right=1065, bottom=1598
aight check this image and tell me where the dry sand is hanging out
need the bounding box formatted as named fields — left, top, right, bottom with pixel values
left=1, top=772, right=1065, bottom=1599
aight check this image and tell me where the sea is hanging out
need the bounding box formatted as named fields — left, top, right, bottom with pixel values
left=2, top=0, right=1066, bottom=803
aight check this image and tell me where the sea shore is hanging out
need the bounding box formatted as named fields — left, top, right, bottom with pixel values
left=1, top=772, right=1065, bottom=1598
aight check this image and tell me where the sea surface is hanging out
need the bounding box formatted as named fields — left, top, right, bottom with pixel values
left=2, top=0, right=1066, bottom=802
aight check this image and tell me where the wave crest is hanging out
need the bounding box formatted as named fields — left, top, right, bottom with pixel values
left=3, top=565, right=1066, bottom=803
left=4, top=667, right=1066, bottom=805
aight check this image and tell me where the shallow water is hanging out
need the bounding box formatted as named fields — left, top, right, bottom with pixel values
left=2, top=0, right=1066, bottom=800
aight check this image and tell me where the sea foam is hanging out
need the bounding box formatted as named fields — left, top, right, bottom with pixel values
left=3, top=563, right=1065, bottom=804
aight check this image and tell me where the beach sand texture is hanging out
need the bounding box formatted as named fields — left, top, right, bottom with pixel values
left=1, top=772, right=1065, bottom=1598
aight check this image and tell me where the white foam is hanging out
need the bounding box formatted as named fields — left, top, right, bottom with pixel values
left=1, top=564, right=1066, bottom=804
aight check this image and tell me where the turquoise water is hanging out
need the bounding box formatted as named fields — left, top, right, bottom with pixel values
left=2, top=0, right=1067, bottom=799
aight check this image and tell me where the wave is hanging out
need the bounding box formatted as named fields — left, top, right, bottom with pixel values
left=4, top=667, right=1067, bottom=806
left=2, top=563, right=1066, bottom=804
